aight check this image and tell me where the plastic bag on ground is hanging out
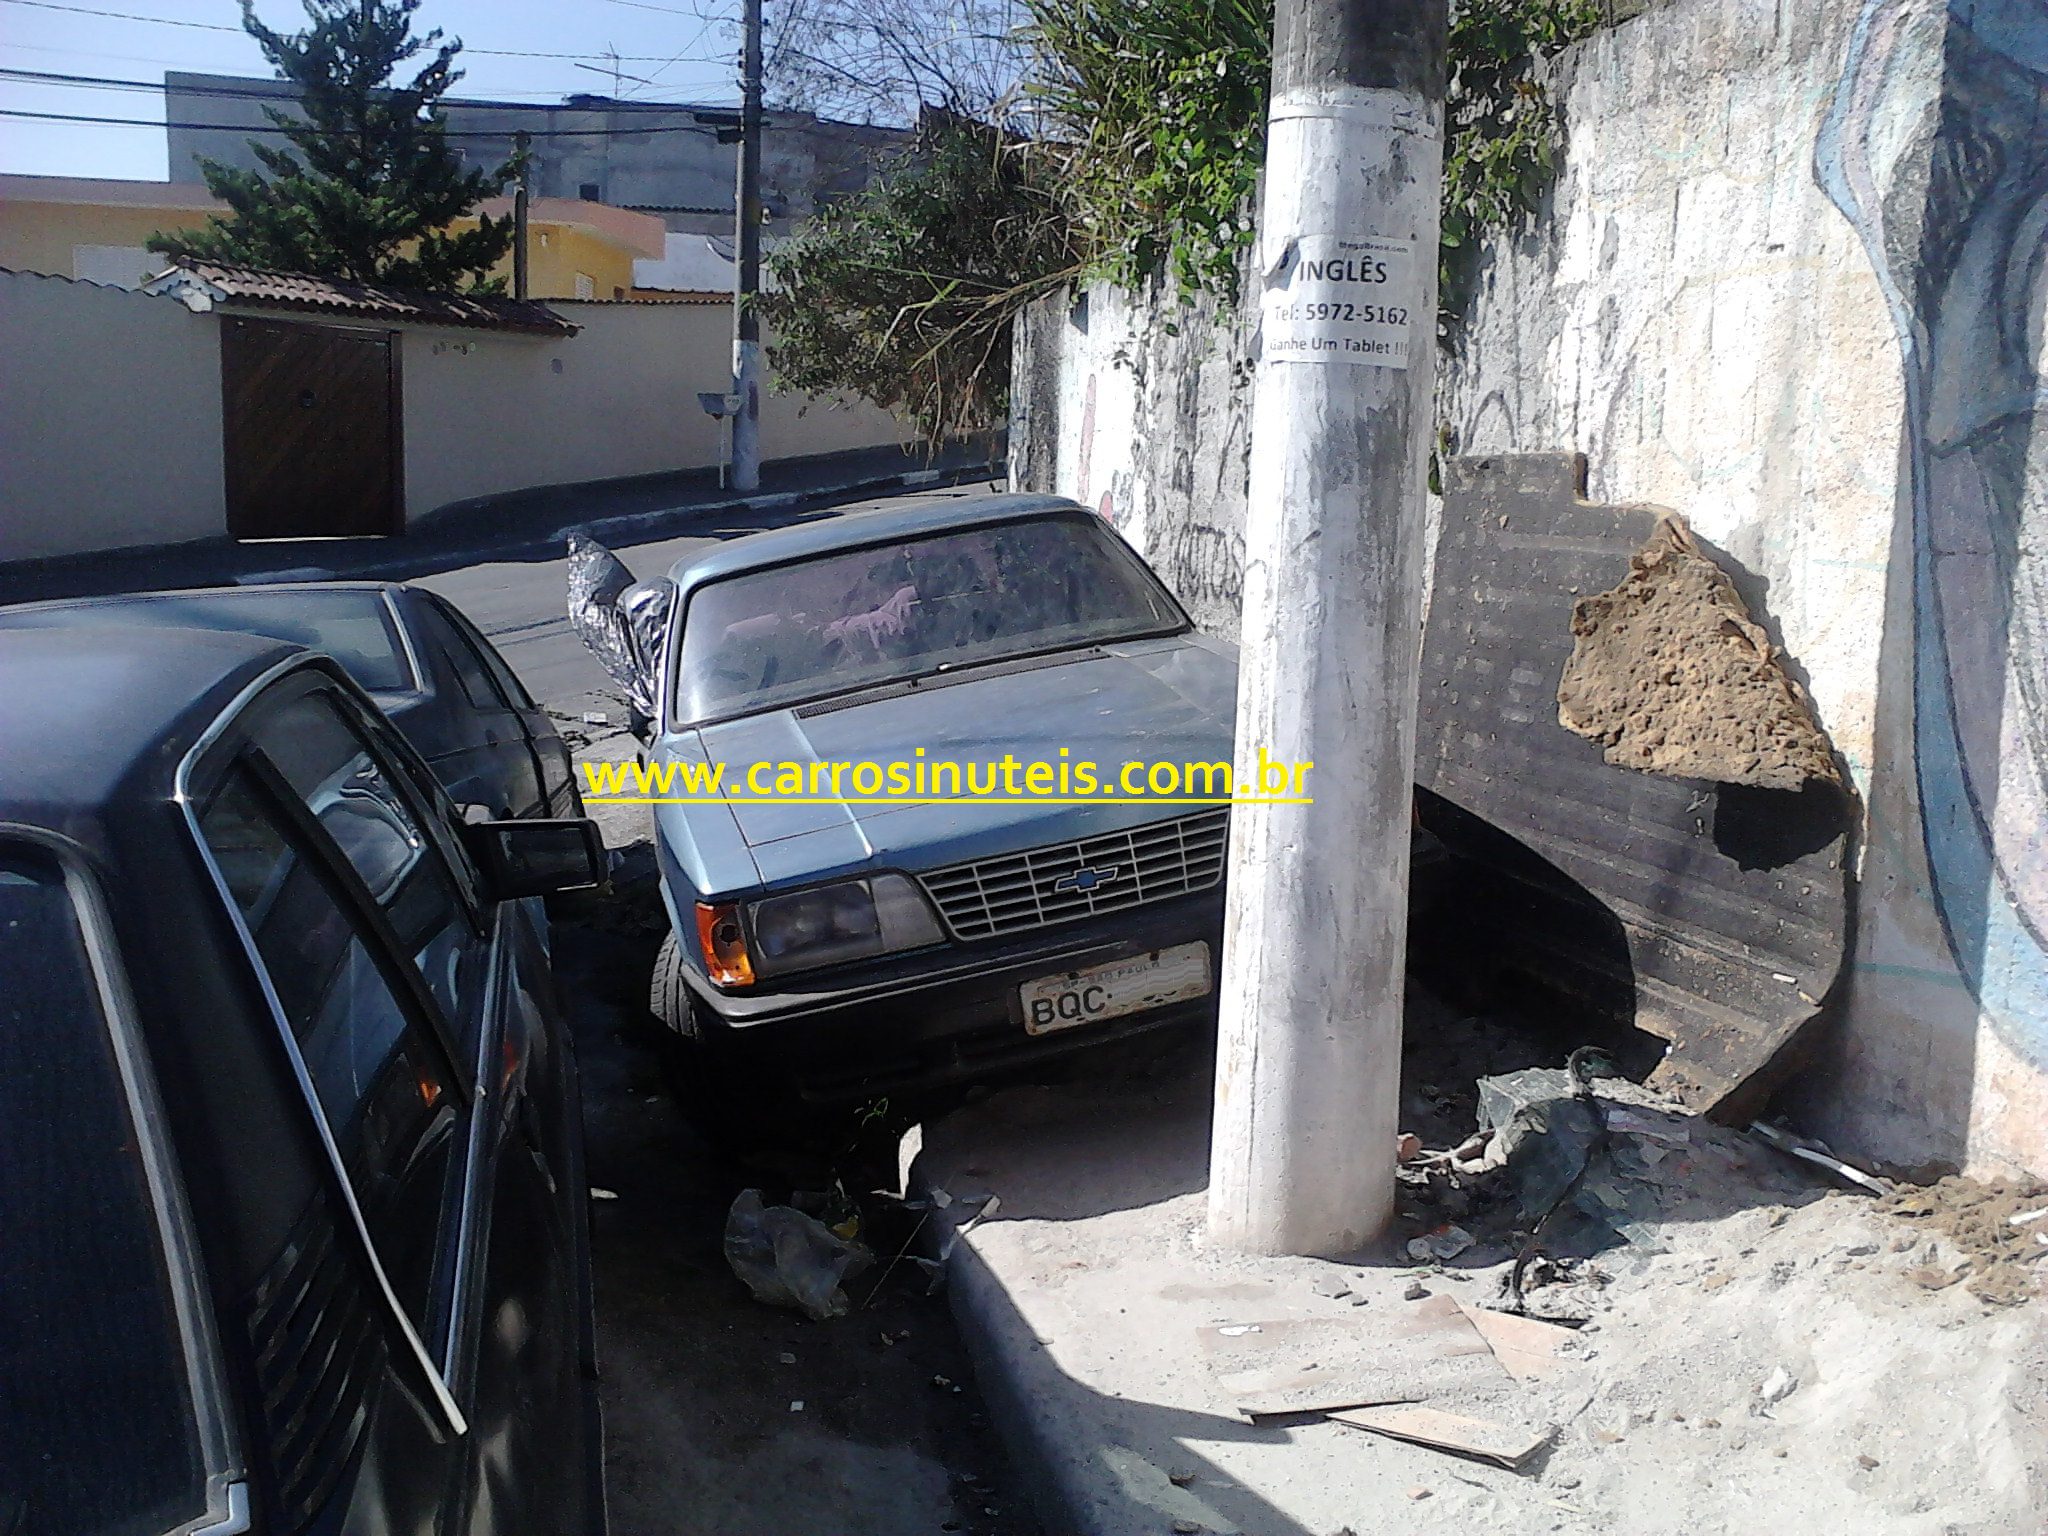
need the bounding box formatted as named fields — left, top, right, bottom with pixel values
left=723, top=1188, right=875, bottom=1321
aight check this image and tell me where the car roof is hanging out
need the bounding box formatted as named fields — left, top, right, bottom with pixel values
left=0, top=579, right=405, bottom=615
left=0, top=625, right=306, bottom=838
left=663, top=493, right=1091, bottom=593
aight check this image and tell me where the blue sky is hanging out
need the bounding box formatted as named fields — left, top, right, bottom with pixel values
left=0, top=0, right=743, bottom=180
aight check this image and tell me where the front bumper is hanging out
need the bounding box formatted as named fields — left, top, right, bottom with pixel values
left=681, top=888, right=1225, bottom=1101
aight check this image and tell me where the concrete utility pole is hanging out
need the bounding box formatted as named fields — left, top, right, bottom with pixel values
left=729, top=0, right=766, bottom=491
left=1208, top=0, right=1447, bottom=1257
left=512, top=129, right=531, bottom=301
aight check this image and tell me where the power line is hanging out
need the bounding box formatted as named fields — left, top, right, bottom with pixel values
left=597, top=0, right=730, bottom=18
left=0, top=105, right=734, bottom=136
left=0, top=65, right=733, bottom=102
left=0, top=0, right=715, bottom=63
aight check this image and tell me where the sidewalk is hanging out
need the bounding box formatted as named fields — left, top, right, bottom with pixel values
left=910, top=1030, right=2046, bottom=1536
left=0, top=440, right=1002, bottom=605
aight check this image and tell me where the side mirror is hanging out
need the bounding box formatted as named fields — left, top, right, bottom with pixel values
left=461, top=817, right=606, bottom=901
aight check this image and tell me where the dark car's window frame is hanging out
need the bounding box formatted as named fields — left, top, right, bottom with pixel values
left=0, top=826, right=247, bottom=1536
left=423, top=592, right=540, bottom=712
left=176, top=660, right=482, bottom=1443
left=665, top=510, right=1195, bottom=731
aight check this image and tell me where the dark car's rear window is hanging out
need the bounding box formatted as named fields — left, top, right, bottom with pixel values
left=0, top=847, right=210, bottom=1536
left=675, top=514, right=1186, bottom=722
left=5, top=590, right=414, bottom=693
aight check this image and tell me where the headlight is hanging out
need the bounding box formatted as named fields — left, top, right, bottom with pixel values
left=747, top=873, right=945, bottom=979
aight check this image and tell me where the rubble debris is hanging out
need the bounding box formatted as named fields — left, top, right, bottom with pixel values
left=1876, top=1173, right=2048, bottom=1306
left=1556, top=514, right=1841, bottom=790
left=1406, top=1226, right=1476, bottom=1264
left=1398, top=1132, right=1423, bottom=1162
left=1749, top=1123, right=1889, bottom=1195
left=1332, top=1405, right=1551, bottom=1471
left=722, top=1188, right=874, bottom=1321
left=1756, top=1367, right=1798, bottom=1406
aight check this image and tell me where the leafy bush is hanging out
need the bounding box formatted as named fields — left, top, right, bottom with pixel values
left=1029, top=0, right=1605, bottom=315
left=762, top=116, right=1078, bottom=441
left=1025, top=0, right=1271, bottom=297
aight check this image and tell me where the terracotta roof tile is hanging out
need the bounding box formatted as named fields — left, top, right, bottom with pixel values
left=145, top=260, right=578, bottom=335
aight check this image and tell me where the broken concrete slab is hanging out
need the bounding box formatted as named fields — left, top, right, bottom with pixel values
left=1557, top=514, right=1841, bottom=791
left=1414, top=453, right=1851, bottom=1120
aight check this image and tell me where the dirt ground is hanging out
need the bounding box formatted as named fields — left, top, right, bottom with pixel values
left=1392, top=1000, right=2048, bottom=1533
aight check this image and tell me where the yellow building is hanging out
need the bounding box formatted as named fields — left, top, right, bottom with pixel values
left=0, top=173, right=668, bottom=298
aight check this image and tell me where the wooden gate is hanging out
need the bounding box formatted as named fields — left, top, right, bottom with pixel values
left=222, top=316, right=402, bottom=539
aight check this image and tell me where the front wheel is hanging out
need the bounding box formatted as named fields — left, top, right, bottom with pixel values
left=649, top=929, right=703, bottom=1040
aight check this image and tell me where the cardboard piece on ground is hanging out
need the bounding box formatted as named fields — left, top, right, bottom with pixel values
left=1331, top=1404, right=1551, bottom=1470
left=1199, top=1296, right=1504, bottom=1418
left=1451, top=1299, right=1579, bottom=1382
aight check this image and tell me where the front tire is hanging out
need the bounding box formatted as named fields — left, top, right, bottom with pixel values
left=650, top=929, right=703, bottom=1041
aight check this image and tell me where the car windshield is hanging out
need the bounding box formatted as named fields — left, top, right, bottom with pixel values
left=7, top=590, right=413, bottom=693
left=674, top=514, right=1185, bottom=722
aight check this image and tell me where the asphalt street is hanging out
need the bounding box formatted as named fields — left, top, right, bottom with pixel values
left=424, top=476, right=1039, bottom=1536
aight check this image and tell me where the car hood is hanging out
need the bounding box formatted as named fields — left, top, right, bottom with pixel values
left=681, top=634, right=1239, bottom=885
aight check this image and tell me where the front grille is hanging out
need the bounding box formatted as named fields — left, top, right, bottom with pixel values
left=919, top=808, right=1229, bottom=940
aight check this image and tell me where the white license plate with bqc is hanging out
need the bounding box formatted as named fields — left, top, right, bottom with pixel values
left=1019, top=942, right=1212, bottom=1036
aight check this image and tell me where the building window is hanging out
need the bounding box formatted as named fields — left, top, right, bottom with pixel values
left=578, top=181, right=601, bottom=202
left=574, top=272, right=595, bottom=300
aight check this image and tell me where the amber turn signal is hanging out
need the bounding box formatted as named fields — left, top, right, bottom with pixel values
left=695, top=900, right=755, bottom=987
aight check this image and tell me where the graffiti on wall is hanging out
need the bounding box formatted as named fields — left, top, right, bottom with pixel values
left=1819, top=0, right=2048, bottom=1066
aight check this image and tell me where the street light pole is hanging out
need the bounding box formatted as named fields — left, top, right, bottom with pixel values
left=1207, top=0, right=1448, bottom=1257
left=730, top=0, right=765, bottom=492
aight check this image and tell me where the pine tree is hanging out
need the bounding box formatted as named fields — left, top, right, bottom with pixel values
left=150, top=0, right=521, bottom=292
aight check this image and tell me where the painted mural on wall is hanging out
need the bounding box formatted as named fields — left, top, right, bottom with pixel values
left=1819, top=0, right=2048, bottom=1067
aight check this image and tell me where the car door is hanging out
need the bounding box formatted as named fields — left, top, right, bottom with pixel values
left=191, top=672, right=595, bottom=1536
left=428, top=596, right=583, bottom=819
left=0, top=832, right=247, bottom=1536
left=410, top=596, right=548, bottom=821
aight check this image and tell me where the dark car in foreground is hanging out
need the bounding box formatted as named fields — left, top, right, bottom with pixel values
left=0, top=626, right=606, bottom=1536
left=0, top=581, right=581, bottom=821
left=580, top=494, right=1242, bottom=1102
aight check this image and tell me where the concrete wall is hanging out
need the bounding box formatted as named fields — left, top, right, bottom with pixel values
left=0, top=270, right=224, bottom=564
left=0, top=274, right=907, bottom=563
left=402, top=299, right=905, bottom=515
left=1009, top=0, right=2048, bottom=1180
left=1012, top=281, right=1255, bottom=636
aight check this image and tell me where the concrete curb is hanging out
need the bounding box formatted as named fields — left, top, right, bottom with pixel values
left=932, top=1219, right=1235, bottom=1536
left=910, top=1151, right=1243, bottom=1536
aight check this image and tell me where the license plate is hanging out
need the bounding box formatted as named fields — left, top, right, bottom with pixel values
left=1019, top=942, right=1212, bottom=1036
